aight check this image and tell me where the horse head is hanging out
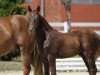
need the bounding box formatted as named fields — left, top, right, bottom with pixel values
left=28, top=5, right=53, bottom=33
left=28, top=5, right=41, bottom=32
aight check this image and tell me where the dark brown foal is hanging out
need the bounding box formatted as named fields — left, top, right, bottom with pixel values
left=28, top=5, right=100, bottom=75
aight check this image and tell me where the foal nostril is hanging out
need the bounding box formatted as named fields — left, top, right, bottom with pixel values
left=28, top=28, right=34, bottom=33
left=29, top=26, right=34, bottom=32
left=29, top=29, right=33, bottom=32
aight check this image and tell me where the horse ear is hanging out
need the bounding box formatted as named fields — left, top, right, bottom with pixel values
left=28, top=5, right=32, bottom=12
left=37, top=5, right=40, bottom=12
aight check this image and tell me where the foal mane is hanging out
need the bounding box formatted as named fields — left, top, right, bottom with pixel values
left=39, top=15, right=53, bottom=31
left=35, top=12, right=53, bottom=48
left=35, top=13, right=53, bottom=51
left=35, top=14, right=53, bottom=42
left=35, top=13, right=52, bottom=44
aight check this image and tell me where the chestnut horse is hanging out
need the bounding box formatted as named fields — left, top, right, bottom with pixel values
left=28, top=6, right=100, bottom=75
left=0, top=13, right=43, bottom=75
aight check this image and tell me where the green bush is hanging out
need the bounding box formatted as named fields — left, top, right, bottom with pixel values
left=0, top=0, right=27, bottom=61
left=0, top=0, right=27, bottom=17
left=0, top=49, right=21, bottom=61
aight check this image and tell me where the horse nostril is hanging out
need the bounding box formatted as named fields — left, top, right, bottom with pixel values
left=28, top=29, right=33, bottom=33
left=28, top=27, right=35, bottom=33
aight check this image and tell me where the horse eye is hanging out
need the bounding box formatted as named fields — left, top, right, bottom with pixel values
left=28, top=17, right=31, bottom=21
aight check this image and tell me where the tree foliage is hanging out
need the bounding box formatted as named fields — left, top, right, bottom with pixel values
left=0, top=0, right=27, bottom=17
left=61, top=0, right=72, bottom=5
left=0, top=0, right=27, bottom=61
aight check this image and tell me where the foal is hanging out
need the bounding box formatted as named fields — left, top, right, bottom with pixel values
left=28, top=6, right=100, bottom=75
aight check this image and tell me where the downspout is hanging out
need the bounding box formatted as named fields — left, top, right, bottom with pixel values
left=41, top=0, right=45, bottom=16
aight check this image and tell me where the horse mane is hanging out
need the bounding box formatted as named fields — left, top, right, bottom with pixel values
left=40, top=15, right=53, bottom=31
left=35, top=14, right=54, bottom=44
left=35, top=14, right=54, bottom=49
left=35, top=13, right=53, bottom=57
left=35, top=14, right=47, bottom=44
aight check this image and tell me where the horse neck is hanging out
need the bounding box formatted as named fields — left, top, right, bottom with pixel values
left=34, top=16, right=48, bottom=58
left=40, top=16, right=53, bottom=32
left=35, top=17, right=46, bottom=45
left=36, top=15, right=53, bottom=46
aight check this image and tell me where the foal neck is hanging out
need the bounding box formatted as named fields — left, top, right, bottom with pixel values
left=40, top=16, right=53, bottom=32
left=36, top=15, right=53, bottom=45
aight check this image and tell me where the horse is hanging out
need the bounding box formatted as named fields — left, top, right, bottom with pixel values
left=95, top=35, right=100, bottom=59
left=28, top=5, right=50, bottom=75
left=28, top=5, right=100, bottom=75
left=0, top=9, right=43, bottom=75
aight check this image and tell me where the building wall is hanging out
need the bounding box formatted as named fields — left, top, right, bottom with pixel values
left=22, top=0, right=100, bottom=33
left=45, top=0, right=100, bottom=22
left=22, top=0, right=41, bottom=11
left=71, top=4, right=100, bottom=22
left=23, top=0, right=100, bottom=22
left=45, top=0, right=63, bottom=22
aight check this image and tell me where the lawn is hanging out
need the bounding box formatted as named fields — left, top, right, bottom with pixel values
left=0, top=61, right=22, bottom=71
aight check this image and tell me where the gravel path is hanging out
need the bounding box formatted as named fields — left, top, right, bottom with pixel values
left=0, top=71, right=100, bottom=75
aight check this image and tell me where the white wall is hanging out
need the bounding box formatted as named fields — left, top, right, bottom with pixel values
left=49, top=22, right=100, bottom=34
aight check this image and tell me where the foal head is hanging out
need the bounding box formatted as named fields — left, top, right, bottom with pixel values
left=28, top=5, right=53, bottom=33
left=28, top=5, right=43, bottom=32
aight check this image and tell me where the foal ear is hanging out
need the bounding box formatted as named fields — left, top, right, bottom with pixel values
left=28, top=5, right=32, bottom=12
left=36, top=5, right=40, bottom=12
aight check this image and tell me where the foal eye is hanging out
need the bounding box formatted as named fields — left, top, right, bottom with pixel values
left=28, top=18, right=30, bottom=20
